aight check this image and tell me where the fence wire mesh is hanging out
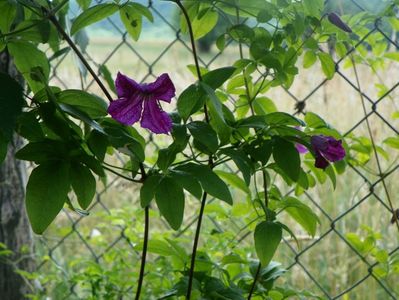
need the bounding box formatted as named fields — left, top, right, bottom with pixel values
left=33, top=0, right=399, bottom=299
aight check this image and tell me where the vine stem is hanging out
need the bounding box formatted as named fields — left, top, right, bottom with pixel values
left=247, top=262, right=261, bottom=300
left=174, top=1, right=213, bottom=298
left=46, top=14, right=114, bottom=102
left=350, top=55, right=399, bottom=233
left=135, top=205, right=149, bottom=300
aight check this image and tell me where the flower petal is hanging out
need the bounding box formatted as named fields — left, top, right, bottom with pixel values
left=145, top=73, right=175, bottom=103
left=115, top=72, right=142, bottom=98
left=140, top=100, right=172, bottom=134
left=295, top=143, right=308, bottom=154
left=314, top=152, right=330, bottom=169
left=324, top=140, right=346, bottom=162
left=107, top=95, right=143, bottom=125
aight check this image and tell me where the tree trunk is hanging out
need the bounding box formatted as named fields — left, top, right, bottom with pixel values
left=0, top=51, right=36, bottom=299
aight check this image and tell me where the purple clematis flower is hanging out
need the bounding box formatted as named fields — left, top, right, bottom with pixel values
left=311, top=135, right=346, bottom=169
left=295, top=143, right=308, bottom=154
left=108, top=72, right=175, bottom=134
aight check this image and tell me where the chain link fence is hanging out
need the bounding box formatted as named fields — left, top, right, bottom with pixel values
left=33, top=0, right=399, bottom=299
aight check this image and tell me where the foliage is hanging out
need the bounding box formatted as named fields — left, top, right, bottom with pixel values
left=1, top=0, right=398, bottom=298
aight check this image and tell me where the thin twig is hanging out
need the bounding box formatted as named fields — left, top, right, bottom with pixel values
left=46, top=14, right=114, bottom=102
left=135, top=206, right=149, bottom=300
left=247, top=262, right=261, bottom=299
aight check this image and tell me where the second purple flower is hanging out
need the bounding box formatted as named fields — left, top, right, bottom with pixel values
left=108, top=72, right=176, bottom=134
left=311, top=135, right=346, bottom=169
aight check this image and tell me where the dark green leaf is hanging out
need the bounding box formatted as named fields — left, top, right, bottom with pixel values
left=70, top=163, right=96, bottom=209
left=170, top=170, right=202, bottom=200
left=273, top=138, right=301, bottom=181
left=155, top=177, right=185, bottom=230
left=254, top=221, right=282, bottom=266
left=15, top=140, right=67, bottom=163
left=71, top=3, right=119, bottom=35
left=202, top=67, right=236, bottom=90
left=26, top=161, right=70, bottom=234
left=177, top=83, right=206, bottom=122
left=157, top=148, right=177, bottom=171
left=219, top=148, right=252, bottom=185
left=214, top=170, right=250, bottom=194
left=87, top=130, right=108, bottom=161
left=187, top=121, right=219, bottom=153
left=201, top=83, right=232, bottom=144
left=0, top=0, right=16, bottom=33
left=140, top=175, right=162, bottom=207
left=175, top=163, right=232, bottom=204
left=57, top=90, right=107, bottom=118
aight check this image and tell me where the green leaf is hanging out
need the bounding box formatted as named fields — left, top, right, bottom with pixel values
left=0, top=72, right=24, bottom=141
left=214, top=170, right=250, bottom=194
left=87, top=130, right=109, bottom=161
left=254, top=221, right=282, bottom=266
left=282, top=197, right=320, bottom=237
left=229, top=24, right=255, bottom=42
left=303, top=51, right=317, bottom=68
left=191, top=9, right=218, bottom=40
left=177, top=84, right=206, bottom=122
left=140, top=175, right=162, bottom=207
left=77, top=0, right=91, bottom=10
left=187, top=121, right=219, bottom=153
left=8, top=41, right=50, bottom=93
left=175, top=163, right=232, bottom=204
left=318, top=52, right=335, bottom=80
left=383, top=137, right=399, bottom=149
left=120, top=4, right=143, bottom=41
left=265, top=112, right=305, bottom=127
left=219, top=148, right=252, bottom=185
left=26, top=161, right=70, bottom=234
left=304, top=112, right=327, bottom=128
left=201, top=83, right=232, bottom=144
left=273, top=138, right=300, bottom=181
left=155, top=177, right=185, bottom=230
left=99, top=65, right=116, bottom=94
left=15, top=140, right=67, bottom=163
left=0, top=0, right=16, bottom=33
left=70, top=163, right=96, bottom=210
left=202, top=67, right=236, bottom=90
left=71, top=3, right=119, bottom=35
left=57, top=90, right=108, bottom=119
left=253, top=97, right=277, bottom=115
left=170, top=170, right=203, bottom=200
left=303, top=0, right=323, bottom=17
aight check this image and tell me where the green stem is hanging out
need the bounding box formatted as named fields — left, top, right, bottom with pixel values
left=47, top=14, right=114, bottom=102
left=174, top=1, right=214, bottom=298
left=247, top=262, right=261, bottom=300
left=135, top=206, right=149, bottom=300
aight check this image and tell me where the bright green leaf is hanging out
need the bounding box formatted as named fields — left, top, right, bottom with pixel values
left=254, top=221, right=282, bottom=266
left=71, top=3, right=119, bottom=35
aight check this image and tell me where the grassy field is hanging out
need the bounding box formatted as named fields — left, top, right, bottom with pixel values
left=36, top=35, right=399, bottom=299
